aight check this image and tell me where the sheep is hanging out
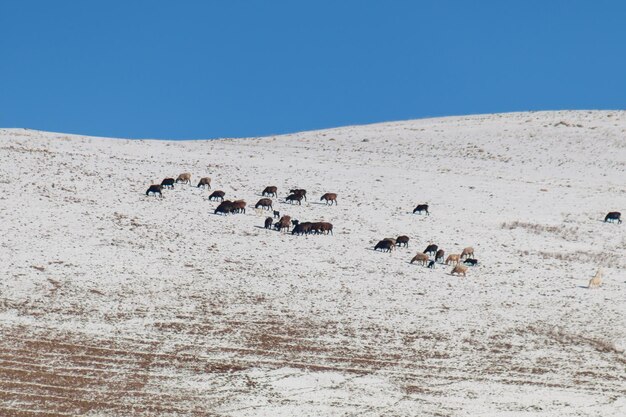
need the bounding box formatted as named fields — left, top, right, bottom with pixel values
left=435, top=249, right=445, bottom=263
left=208, top=190, right=226, bottom=201
left=604, top=212, right=622, bottom=224
left=396, top=235, right=410, bottom=247
left=316, top=222, right=334, bottom=235
left=231, top=200, right=246, bottom=214
left=262, top=186, right=278, bottom=197
left=286, top=193, right=303, bottom=205
left=176, top=173, right=192, bottom=184
left=461, top=247, right=475, bottom=259
left=146, top=184, right=163, bottom=197
left=463, top=258, right=478, bottom=266
left=445, top=254, right=460, bottom=265
left=289, top=189, right=307, bottom=201
left=275, top=215, right=292, bottom=232
left=423, top=244, right=438, bottom=256
left=273, top=210, right=280, bottom=219
left=264, top=217, right=273, bottom=229
left=383, top=237, right=397, bottom=246
left=161, top=178, right=175, bottom=189
left=450, top=264, right=468, bottom=276
left=375, top=239, right=395, bottom=252
left=197, top=177, right=211, bottom=189
left=292, top=222, right=313, bottom=235
left=255, top=198, right=273, bottom=210
left=413, top=204, right=429, bottom=215
left=291, top=219, right=300, bottom=227
left=320, top=193, right=338, bottom=205
left=410, top=252, right=429, bottom=265
left=214, top=200, right=234, bottom=215
left=588, top=268, right=603, bottom=289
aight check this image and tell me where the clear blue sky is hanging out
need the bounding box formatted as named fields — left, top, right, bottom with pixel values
left=1, top=1, right=625, bottom=139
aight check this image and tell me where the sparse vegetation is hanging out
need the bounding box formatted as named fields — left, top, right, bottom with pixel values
left=502, top=220, right=579, bottom=241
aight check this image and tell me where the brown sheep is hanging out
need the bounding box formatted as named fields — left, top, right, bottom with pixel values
left=262, top=186, right=278, bottom=197
left=375, top=239, right=395, bottom=252
left=176, top=173, right=192, bottom=184
left=461, top=247, right=474, bottom=259
left=214, top=200, right=234, bottom=215
left=197, top=177, right=211, bottom=189
left=410, top=252, right=429, bottom=265
left=231, top=200, right=246, bottom=214
left=450, top=264, right=468, bottom=276
left=314, top=222, right=333, bottom=235
left=320, top=193, right=338, bottom=205
left=286, top=193, right=303, bottom=205
left=289, top=189, right=307, bottom=201
left=208, top=190, right=225, bottom=201
left=588, top=268, right=603, bottom=289
left=264, top=217, right=273, bottom=229
left=435, top=249, right=445, bottom=263
left=275, top=215, right=292, bottom=232
left=445, top=254, right=460, bottom=265
left=146, top=184, right=163, bottom=197
left=396, top=235, right=410, bottom=247
left=423, top=244, right=438, bottom=256
left=255, top=198, right=273, bottom=210
left=292, top=222, right=313, bottom=235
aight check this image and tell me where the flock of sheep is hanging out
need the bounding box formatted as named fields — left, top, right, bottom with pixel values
left=145, top=173, right=622, bottom=284
left=145, top=173, right=338, bottom=236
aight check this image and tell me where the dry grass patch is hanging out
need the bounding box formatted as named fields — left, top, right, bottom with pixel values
left=502, top=221, right=579, bottom=241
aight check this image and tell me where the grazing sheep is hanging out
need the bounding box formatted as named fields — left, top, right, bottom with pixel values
left=413, top=204, right=429, bottom=215
left=423, top=244, right=438, bottom=256
left=461, top=247, right=475, bottom=259
left=208, top=190, right=226, bottom=201
left=286, top=193, right=303, bottom=205
left=320, top=193, right=338, bottom=205
left=176, top=173, right=192, bottom=184
left=275, top=216, right=292, bottom=232
left=588, top=268, right=603, bottom=289
left=396, top=235, right=410, bottom=247
left=410, top=252, right=429, bottom=265
left=317, top=222, right=334, bottom=235
left=435, top=249, right=445, bottom=263
left=292, top=222, right=313, bottom=235
left=231, top=200, right=246, bottom=214
left=463, top=258, right=478, bottom=266
left=146, top=184, right=163, bottom=197
left=445, top=254, right=460, bottom=265
left=214, top=200, right=234, bottom=215
left=451, top=264, right=468, bottom=276
left=604, top=211, right=622, bottom=224
left=197, top=177, right=211, bottom=189
left=255, top=198, right=273, bottom=210
left=289, top=189, right=307, bottom=201
left=273, top=210, right=280, bottom=219
left=264, top=217, right=273, bottom=229
left=375, top=240, right=395, bottom=252
left=262, top=186, right=278, bottom=197
left=383, top=237, right=397, bottom=246
left=161, top=178, right=175, bottom=189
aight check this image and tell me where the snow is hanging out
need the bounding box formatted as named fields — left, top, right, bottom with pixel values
left=0, top=110, right=624, bottom=416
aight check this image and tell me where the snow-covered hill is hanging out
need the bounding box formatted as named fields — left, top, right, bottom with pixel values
left=1, top=111, right=625, bottom=416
